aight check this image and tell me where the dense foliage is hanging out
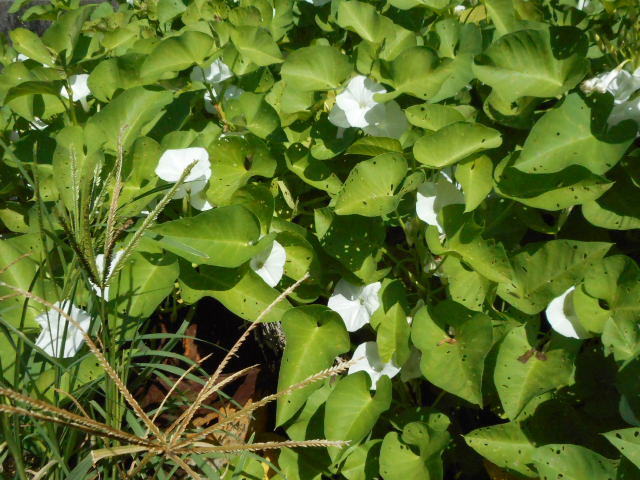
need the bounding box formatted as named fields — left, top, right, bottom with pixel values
left=1, top=0, right=640, bottom=478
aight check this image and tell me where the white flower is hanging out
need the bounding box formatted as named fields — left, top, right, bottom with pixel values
left=453, top=5, right=466, bottom=13
left=608, top=97, right=640, bottom=132
left=34, top=301, right=92, bottom=358
left=582, top=68, right=640, bottom=104
left=330, top=75, right=386, bottom=128
left=60, top=74, right=91, bottom=111
left=328, top=76, right=408, bottom=139
left=545, top=286, right=588, bottom=339
left=349, top=341, right=401, bottom=390
left=361, top=101, right=409, bottom=140
left=189, top=190, right=214, bottom=211
left=327, top=279, right=381, bottom=332
left=250, top=240, right=286, bottom=287
left=577, top=0, right=589, bottom=9
left=155, top=147, right=211, bottom=199
left=416, top=170, right=465, bottom=233
left=31, top=117, right=48, bottom=130
left=93, top=249, right=125, bottom=300
left=303, top=0, right=331, bottom=6
left=190, top=59, right=233, bottom=84
left=16, top=53, right=29, bottom=62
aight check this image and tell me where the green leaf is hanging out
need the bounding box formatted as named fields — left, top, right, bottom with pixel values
left=496, top=239, right=612, bottom=314
left=577, top=257, right=640, bottom=355
left=494, top=326, right=579, bottom=419
left=225, top=92, right=280, bottom=138
left=532, top=444, right=617, bottom=480
left=582, top=166, right=640, bottom=230
left=87, top=87, right=173, bottom=152
left=377, top=303, right=411, bottom=364
left=440, top=256, right=491, bottom=312
left=157, top=0, right=187, bottom=24
left=465, top=421, right=537, bottom=477
left=411, top=302, right=493, bottom=405
left=390, top=47, right=439, bottom=100
left=178, top=262, right=291, bottom=323
left=41, top=6, right=93, bottom=62
left=88, top=54, right=149, bottom=102
left=602, top=312, right=640, bottom=363
left=341, top=440, right=381, bottom=480
left=455, top=155, right=493, bottom=212
left=0, top=237, right=52, bottom=328
left=4, top=81, right=64, bottom=104
left=379, top=431, right=431, bottom=479
left=286, top=382, right=334, bottom=441
left=149, top=205, right=262, bottom=268
left=183, top=262, right=288, bottom=314
left=346, top=137, right=403, bottom=157
left=276, top=305, right=350, bottom=426
left=495, top=154, right=614, bottom=211
left=428, top=206, right=514, bottom=284
left=52, top=125, right=102, bottom=213
left=207, top=136, right=276, bottom=205
left=379, top=420, right=448, bottom=480
left=140, top=31, right=215, bottom=78
left=112, top=248, right=179, bottom=320
left=513, top=94, right=635, bottom=176
left=413, top=123, right=502, bottom=168
left=604, top=428, right=640, bottom=470
left=334, top=153, right=407, bottom=217
left=0, top=331, right=19, bottom=386
left=285, top=144, right=343, bottom=195
left=405, top=104, right=466, bottom=131
left=336, top=1, right=392, bottom=43
left=315, top=208, right=385, bottom=279
left=280, top=45, right=352, bottom=91
left=390, top=45, right=475, bottom=102
left=10, top=28, right=56, bottom=66
left=324, top=373, right=392, bottom=460
left=230, top=26, right=283, bottom=66
left=473, top=27, right=588, bottom=102
left=483, top=0, right=528, bottom=37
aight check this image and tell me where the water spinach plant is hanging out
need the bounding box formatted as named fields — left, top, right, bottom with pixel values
left=1, top=0, right=640, bottom=478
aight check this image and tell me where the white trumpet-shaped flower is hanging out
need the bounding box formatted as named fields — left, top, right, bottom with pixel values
left=332, top=76, right=385, bottom=128
left=327, top=279, right=381, bottom=332
left=416, top=170, right=465, bottom=233
left=155, top=147, right=211, bottom=199
left=329, top=75, right=407, bottom=139
left=545, top=286, right=588, bottom=339
left=250, top=240, right=287, bottom=287
left=34, top=301, right=92, bottom=358
left=349, top=341, right=401, bottom=390
left=360, top=101, right=409, bottom=139
left=608, top=97, right=640, bottom=131
left=60, top=74, right=91, bottom=111
left=93, top=249, right=125, bottom=300
left=190, top=59, right=233, bottom=84
left=189, top=190, right=214, bottom=211
left=303, top=0, right=331, bottom=5
left=582, top=68, right=640, bottom=104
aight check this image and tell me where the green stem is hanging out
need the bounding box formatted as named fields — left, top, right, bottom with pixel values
left=1, top=413, right=28, bottom=480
